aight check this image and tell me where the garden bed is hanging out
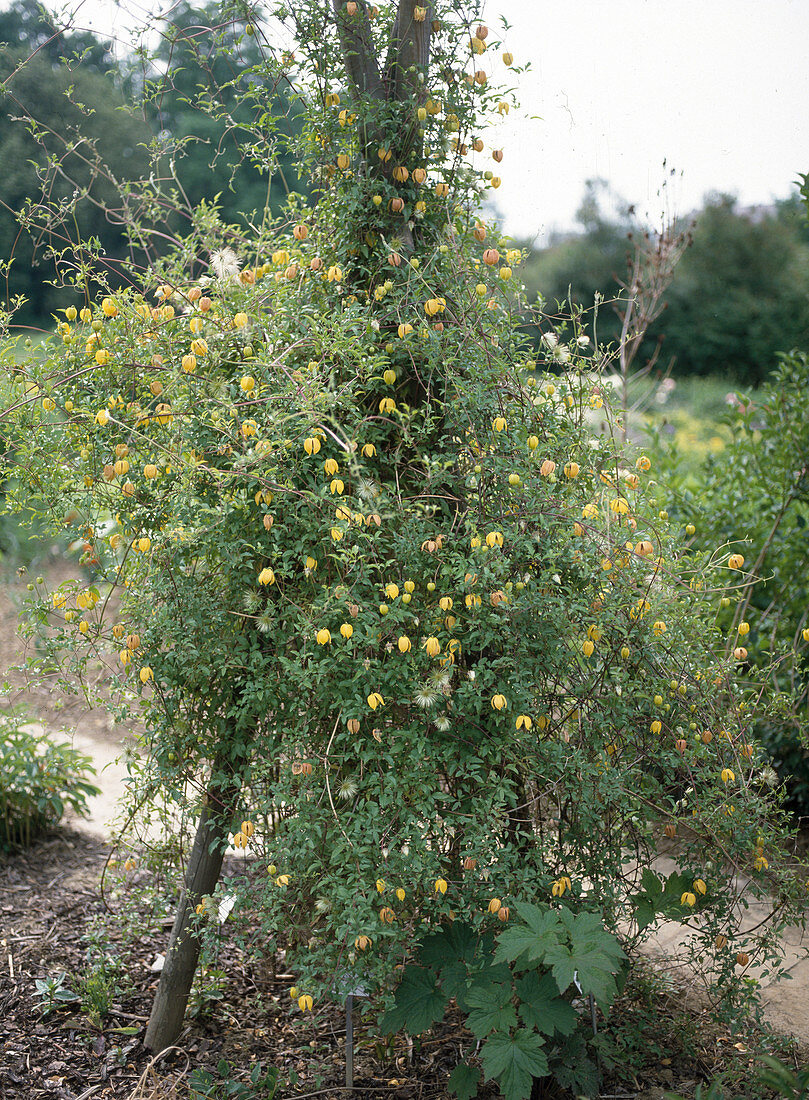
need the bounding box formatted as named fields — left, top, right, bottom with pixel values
left=1, top=829, right=806, bottom=1100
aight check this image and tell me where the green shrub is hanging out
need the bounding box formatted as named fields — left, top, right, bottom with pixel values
left=0, top=712, right=100, bottom=847
left=648, top=351, right=809, bottom=813
left=4, top=2, right=808, bottom=1089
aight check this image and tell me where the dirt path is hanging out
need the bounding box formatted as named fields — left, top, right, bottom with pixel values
left=1, top=562, right=134, bottom=836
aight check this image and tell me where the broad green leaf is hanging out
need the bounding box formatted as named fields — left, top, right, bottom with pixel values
left=378, top=966, right=448, bottom=1034
left=515, top=971, right=577, bottom=1036
left=640, top=868, right=663, bottom=896
left=550, top=1032, right=600, bottom=1098
left=464, top=980, right=518, bottom=1038
left=448, top=1063, right=481, bottom=1100
left=480, top=1028, right=549, bottom=1100
left=456, top=962, right=512, bottom=1012
left=543, top=944, right=621, bottom=1008
left=419, top=920, right=478, bottom=970
left=494, top=906, right=564, bottom=967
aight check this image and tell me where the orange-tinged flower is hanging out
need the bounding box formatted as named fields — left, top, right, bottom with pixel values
left=487, top=897, right=501, bottom=913
left=379, top=907, right=396, bottom=923
left=354, top=935, right=371, bottom=951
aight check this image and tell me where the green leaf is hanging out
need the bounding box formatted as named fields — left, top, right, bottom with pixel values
left=494, top=905, right=564, bottom=967
left=378, top=966, right=448, bottom=1034
left=448, top=1063, right=482, bottom=1100
left=464, top=980, right=518, bottom=1038
left=480, top=1028, right=549, bottom=1100
left=418, top=920, right=479, bottom=970
left=515, top=971, right=577, bottom=1036
left=550, top=1032, right=600, bottom=1097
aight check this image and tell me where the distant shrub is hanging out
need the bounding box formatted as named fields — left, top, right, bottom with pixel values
left=0, top=713, right=99, bottom=847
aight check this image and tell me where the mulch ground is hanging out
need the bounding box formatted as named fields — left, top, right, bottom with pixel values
left=3, top=830, right=808, bottom=1100
left=0, top=829, right=499, bottom=1100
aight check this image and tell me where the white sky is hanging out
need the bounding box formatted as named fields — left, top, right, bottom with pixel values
left=17, top=0, right=809, bottom=242
left=484, top=0, right=809, bottom=241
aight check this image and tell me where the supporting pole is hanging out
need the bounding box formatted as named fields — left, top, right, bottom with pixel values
left=144, top=792, right=233, bottom=1052
left=345, top=994, right=354, bottom=1089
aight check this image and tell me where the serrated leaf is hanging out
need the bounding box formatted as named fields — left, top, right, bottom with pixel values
left=515, top=971, right=577, bottom=1036
left=448, top=1062, right=482, bottom=1100
left=464, top=980, right=518, bottom=1038
left=418, top=920, right=479, bottom=970
left=494, top=906, right=564, bottom=967
left=456, top=961, right=512, bottom=1012
left=378, top=966, right=448, bottom=1034
left=480, top=1028, right=549, bottom=1100
left=550, top=1032, right=600, bottom=1097
left=634, top=899, right=656, bottom=931
left=640, top=867, right=663, bottom=896
left=544, top=944, right=620, bottom=1008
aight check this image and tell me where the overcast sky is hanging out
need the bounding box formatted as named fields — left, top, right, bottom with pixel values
left=25, top=0, right=809, bottom=242
left=483, top=0, right=809, bottom=240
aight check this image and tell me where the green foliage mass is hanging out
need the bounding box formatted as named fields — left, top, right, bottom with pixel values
left=0, top=0, right=304, bottom=325
left=651, top=350, right=809, bottom=812
left=2, top=2, right=808, bottom=1093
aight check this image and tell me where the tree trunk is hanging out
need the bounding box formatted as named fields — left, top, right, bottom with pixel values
left=144, top=787, right=235, bottom=1051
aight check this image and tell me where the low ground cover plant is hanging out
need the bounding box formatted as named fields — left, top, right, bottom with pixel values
left=0, top=711, right=99, bottom=847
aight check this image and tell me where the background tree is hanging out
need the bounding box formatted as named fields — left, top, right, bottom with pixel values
left=519, top=184, right=809, bottom=386
left=0, top=2, right=150, bottom=322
